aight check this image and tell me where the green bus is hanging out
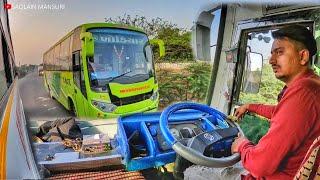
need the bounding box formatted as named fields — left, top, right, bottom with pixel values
left=43, top=23, right=164, bottom=118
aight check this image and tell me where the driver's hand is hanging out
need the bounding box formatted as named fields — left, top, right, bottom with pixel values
left=234, top=104, right=250, bottom=120
left=227, top=115, right=239, bottom=122
left=231, top=133, right=247, bottom=154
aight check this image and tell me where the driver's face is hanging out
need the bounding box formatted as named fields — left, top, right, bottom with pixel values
left=269, top=38, right=304, bottom=84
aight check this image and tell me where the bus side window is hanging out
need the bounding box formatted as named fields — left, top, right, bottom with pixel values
left=1, top=36, right=12, bottom=86
left=72, top=51, right=81, bottom=88
left=0, top=35, right=11, bottom=100
left=72, top=51, right=87, bottom=98
left=79, top=55, right=86, bottom=98
left=0, top=45, right=8, bottom=100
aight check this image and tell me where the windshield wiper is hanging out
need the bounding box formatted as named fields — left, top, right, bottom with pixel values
left=108, top=70, right=132, bottom=83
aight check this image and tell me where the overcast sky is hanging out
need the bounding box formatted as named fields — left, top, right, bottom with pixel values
left=8, top=0, right=213, bottom=65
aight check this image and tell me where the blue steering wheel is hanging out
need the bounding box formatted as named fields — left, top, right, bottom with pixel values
left=159, top=102, right=242, bottom=167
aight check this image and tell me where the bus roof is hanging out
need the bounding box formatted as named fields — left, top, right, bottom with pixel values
left=80, top=23, right=145, bottom=34
left=44, top=22, right=146, bottom=55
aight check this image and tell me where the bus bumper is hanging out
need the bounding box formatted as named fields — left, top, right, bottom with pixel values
left=90, top=99, right=159, bottom=119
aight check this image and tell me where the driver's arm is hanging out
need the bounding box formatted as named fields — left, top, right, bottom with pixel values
left=237, top=85, right=317, bottom=177
left=234, top=104, right=275, bottom=120
left=247, top=104, right=276, bottom=119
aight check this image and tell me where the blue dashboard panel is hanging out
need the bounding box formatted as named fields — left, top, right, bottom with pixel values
left=116, top=110, right=231, bottom=171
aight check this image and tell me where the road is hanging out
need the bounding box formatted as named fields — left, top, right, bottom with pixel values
left=18, top=72, right=72, bottom=122
left=18, top=72, right=119, bottom=136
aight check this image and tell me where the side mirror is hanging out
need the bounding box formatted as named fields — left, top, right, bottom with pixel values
left=192, top=10, right=214, bottom=61
left=242, top=52, right=263, bottom=94
left=73, top=65, right=80, bottom=71
left=88, top=57, right=94, bottom=63
left=81, top=32, right=94, bottom=58
left=149, top=39, right=165, bottom=57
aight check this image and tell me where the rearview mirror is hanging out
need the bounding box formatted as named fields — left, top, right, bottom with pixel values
left=149, top=39, right=165, bottom=57
left=88, top=57, right=94, bottom=63
left=242, top=52, right=263, bottom=94
left=81, top=32, right=94, bottom=58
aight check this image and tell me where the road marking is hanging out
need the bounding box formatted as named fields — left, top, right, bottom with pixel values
left=47, top=107, right=57, bottom=111
left=36, top=97, right=50, bottom=102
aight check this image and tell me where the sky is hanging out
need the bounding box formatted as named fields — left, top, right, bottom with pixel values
left=7, top=0, right=214, bottom=65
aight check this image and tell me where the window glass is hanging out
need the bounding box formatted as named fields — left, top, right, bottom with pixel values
left=87, top=28, right=153, bottom=89
left=0, top=35, right=8, bottom=100
left=47, top=50, right=52, bottom=70
left=0, top=45, right=8, bottom=100
left=72, top=27, right=81, bottom=52
left=50, top=50, right=54, bottom=70
left=73, top=51, right=81, bottom=89
left=68, top=35, right=74, bottom=70
left=210, top=9, right=221, bottom=63
left=239, top=29, right=284, bottom=105
left=43, top=53, right=47, bottom=70
left=238, top=20, right=317, bottom=105
left=54, top=44, right=60, bottom=70
left=314, top=29, right=320, bottom=72
left=60, top=37, right=71, bottom=70
left=47, top=50, right=51, bottom=70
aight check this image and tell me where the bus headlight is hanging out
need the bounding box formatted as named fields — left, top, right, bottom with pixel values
left=92, top=100, right=117, bottom=113
left=150, top=90, right=158, bottom=101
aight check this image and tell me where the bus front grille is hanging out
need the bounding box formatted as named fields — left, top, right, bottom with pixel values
left=110, top=91, right=153, bottom=106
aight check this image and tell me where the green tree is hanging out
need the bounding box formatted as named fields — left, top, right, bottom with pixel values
left=105, top=14, right=176, bottom=37
left=186, top=62, right=211, bottom=100
left=155, top=28, right=194, bottom=62
left=105, top=14, right=194, bottom=62
left=157, top=62, right=211, bottom=108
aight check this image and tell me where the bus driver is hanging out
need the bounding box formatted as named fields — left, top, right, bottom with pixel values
left=185, top=25, right=320, bottom=180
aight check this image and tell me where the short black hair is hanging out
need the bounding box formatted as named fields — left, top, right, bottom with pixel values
left=272, top=25, right=317, bottom=56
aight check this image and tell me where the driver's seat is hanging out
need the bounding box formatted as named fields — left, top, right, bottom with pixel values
left=294, top=136, right=320, bottom=180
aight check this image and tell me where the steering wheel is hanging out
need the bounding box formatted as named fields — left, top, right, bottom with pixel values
left=159, top=102, right=243, bottom=167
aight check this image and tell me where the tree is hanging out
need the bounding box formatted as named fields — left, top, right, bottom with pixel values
left=105, top=14, right=194, bottom=62
left=105, top=14, right=176, bottom=37
left=17, top=64, right=38, bottom=78
left=156, top=27, right=194, bottom=62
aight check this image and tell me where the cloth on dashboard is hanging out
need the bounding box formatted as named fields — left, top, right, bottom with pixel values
left=36, top=117, right=82, bottom=142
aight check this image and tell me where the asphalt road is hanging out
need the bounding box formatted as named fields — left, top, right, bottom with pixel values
left=18, top=72, right=72, bottom=122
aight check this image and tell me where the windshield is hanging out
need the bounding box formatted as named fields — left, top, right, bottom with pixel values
left=87, top=28, right=154, bottom=90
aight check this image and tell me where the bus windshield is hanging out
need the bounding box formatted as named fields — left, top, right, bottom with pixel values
left=88, top=28, right=154, bottom=89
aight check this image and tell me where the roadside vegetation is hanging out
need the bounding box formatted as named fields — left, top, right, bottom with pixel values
left=16, top=64, right=38, bottom=78
left=156, top=62, right=211, bottom=109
